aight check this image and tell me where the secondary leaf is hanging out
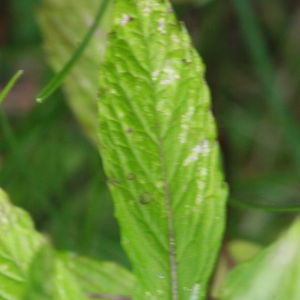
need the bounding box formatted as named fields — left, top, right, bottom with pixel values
left=0, top=189, right=135, bottom=300
left=60, top=252, right=135, bottom=299
left=23, top=247, right=86, bottom=300
left=0, top=188, right=45, bottom=300
left=0, top=189, right=85, bottom=300
left=219, top=218, right=300, bottom=300
left=38, top=0, right=112, bottom=144
left=98, top=0, right=227, bottom=299
left=53, top=259, right=86, bottom=300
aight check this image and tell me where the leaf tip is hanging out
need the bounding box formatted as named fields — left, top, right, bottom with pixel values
left=36, top=97, right=43, bottom=103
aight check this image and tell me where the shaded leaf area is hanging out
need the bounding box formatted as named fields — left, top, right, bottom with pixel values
left=219, top=218, right=300, bottom=300
left=0, top=188, right=135, bottom=300
left=38, top=0, right=112, bottom=144
left=0, top=95, right=125, bottom=263
left=98, top=0, right=227, bottom=299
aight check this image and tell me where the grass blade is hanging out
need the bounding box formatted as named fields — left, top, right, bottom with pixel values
left=36, top=0, right=111, bottom=103
left=0, top=70, right=23, bottom=103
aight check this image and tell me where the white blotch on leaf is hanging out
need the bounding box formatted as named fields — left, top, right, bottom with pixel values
left=183, top=139, right=210, bottom=166
left=161, top=66, right=180, bottom=85
left=120, top=14, right=131, bottom=26
left=167, top=6, right=173, bottom=13
left=151, top=63, right=180, bottom=86
left=143, top=6, right=152, bottom=15
left=171, top=33, right=180, bottom=44
left=144, top=291, right=154, bottom=298
left=179, top=107, right=195, bottom=143
left=190, top=283, right=201, bottom=300
left=139, top=0, right=160, bottom=16
left=151, top=70, right=159, bottom=81
left=158, top=17, right=167, bottom=34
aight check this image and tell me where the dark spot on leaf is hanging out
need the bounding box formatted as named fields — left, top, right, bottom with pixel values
left=107, top=178, right=120, bottom=185
left=126, top=173, right=136, bottom=180
left=127, top=16, right=135, bottom=22
left=139, top=192, right=153, bottom=205
left=126, top=128, right=134, bottom=133
left=182, top=58, right=191, bottom=64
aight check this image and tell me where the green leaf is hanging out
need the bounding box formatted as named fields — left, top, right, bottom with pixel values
left=0, top=189, right=86, bottom=300
left=98, top=0, right=227, bottom=299
left=219, top=218, right=300, bottom=300
left=37, top=0, right=112, bottom=144
left=0, top=188, right=45, bottom=299
left=60, top=252, right=135, bottom=299
left=210, top=240, right=262, bottom=298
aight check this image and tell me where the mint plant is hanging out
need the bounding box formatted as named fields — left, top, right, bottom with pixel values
left=97, top=0, right=227, bottom=298
left=1, top=0, right=300, bottom=299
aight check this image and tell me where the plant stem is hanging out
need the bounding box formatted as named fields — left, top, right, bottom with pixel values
left=229, top=197, right=300, bottom=212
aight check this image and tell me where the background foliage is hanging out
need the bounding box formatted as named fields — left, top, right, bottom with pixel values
left=0, top=0, right=300, bottom=278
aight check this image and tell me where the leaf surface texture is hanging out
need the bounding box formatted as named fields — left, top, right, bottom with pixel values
left=98, top=0, right=227, bottom=298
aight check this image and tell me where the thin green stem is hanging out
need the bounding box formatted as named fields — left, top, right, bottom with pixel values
left=36, top=0, right=111, bottom=103
left=228, top=197, right=300, bottom=212
left=0, top=70, right=23, bottom=103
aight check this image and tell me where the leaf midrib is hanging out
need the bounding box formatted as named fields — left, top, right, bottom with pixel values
left=134, top=6, right=180, bottom=299
left=156, top=137, right=178, bottom=300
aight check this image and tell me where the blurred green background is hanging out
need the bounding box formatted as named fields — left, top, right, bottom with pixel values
left=0, top=0, right=300, bottom=267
